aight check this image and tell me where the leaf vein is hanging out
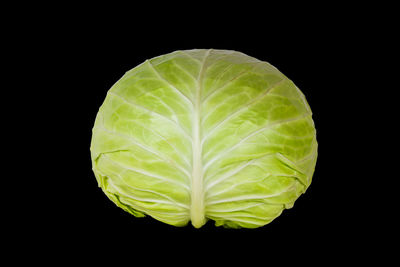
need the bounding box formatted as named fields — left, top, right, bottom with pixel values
left=96, top=123, right=191, bottom=179
left=108, top=91, right=192, bottom=140
left=96, top=166, right=190, bottom=209
left=147, top=60, right=194, bottom=105
left=201, top=63, right=261, bottom=104
left=203, top=113, right=310, bottom=171
left=100, top=154, right=190, bottom=191
left=201, top=79, right=286, bottom=145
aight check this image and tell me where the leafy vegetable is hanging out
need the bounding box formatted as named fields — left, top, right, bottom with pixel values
left=90, top=49, right=318, bottom=228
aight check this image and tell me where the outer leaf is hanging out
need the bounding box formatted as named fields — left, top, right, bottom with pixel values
left=90, top=49, right=318, bottom=228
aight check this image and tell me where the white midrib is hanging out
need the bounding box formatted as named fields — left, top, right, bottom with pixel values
left=190, top=49, right=211, bottom=228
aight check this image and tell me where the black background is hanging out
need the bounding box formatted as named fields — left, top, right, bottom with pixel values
left=9, top=4, right=389, bottom=263
left=58, top=35, right=350, bottom=247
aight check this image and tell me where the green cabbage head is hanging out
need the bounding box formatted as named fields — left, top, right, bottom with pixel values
left=90, top=49, right=318, bottom=228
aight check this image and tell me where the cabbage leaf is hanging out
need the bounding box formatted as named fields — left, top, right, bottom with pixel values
left=90, top=49, right=318, bottom=228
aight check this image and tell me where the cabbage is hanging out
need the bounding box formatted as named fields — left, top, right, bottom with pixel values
left=90, top=49, right=317, bottom=228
